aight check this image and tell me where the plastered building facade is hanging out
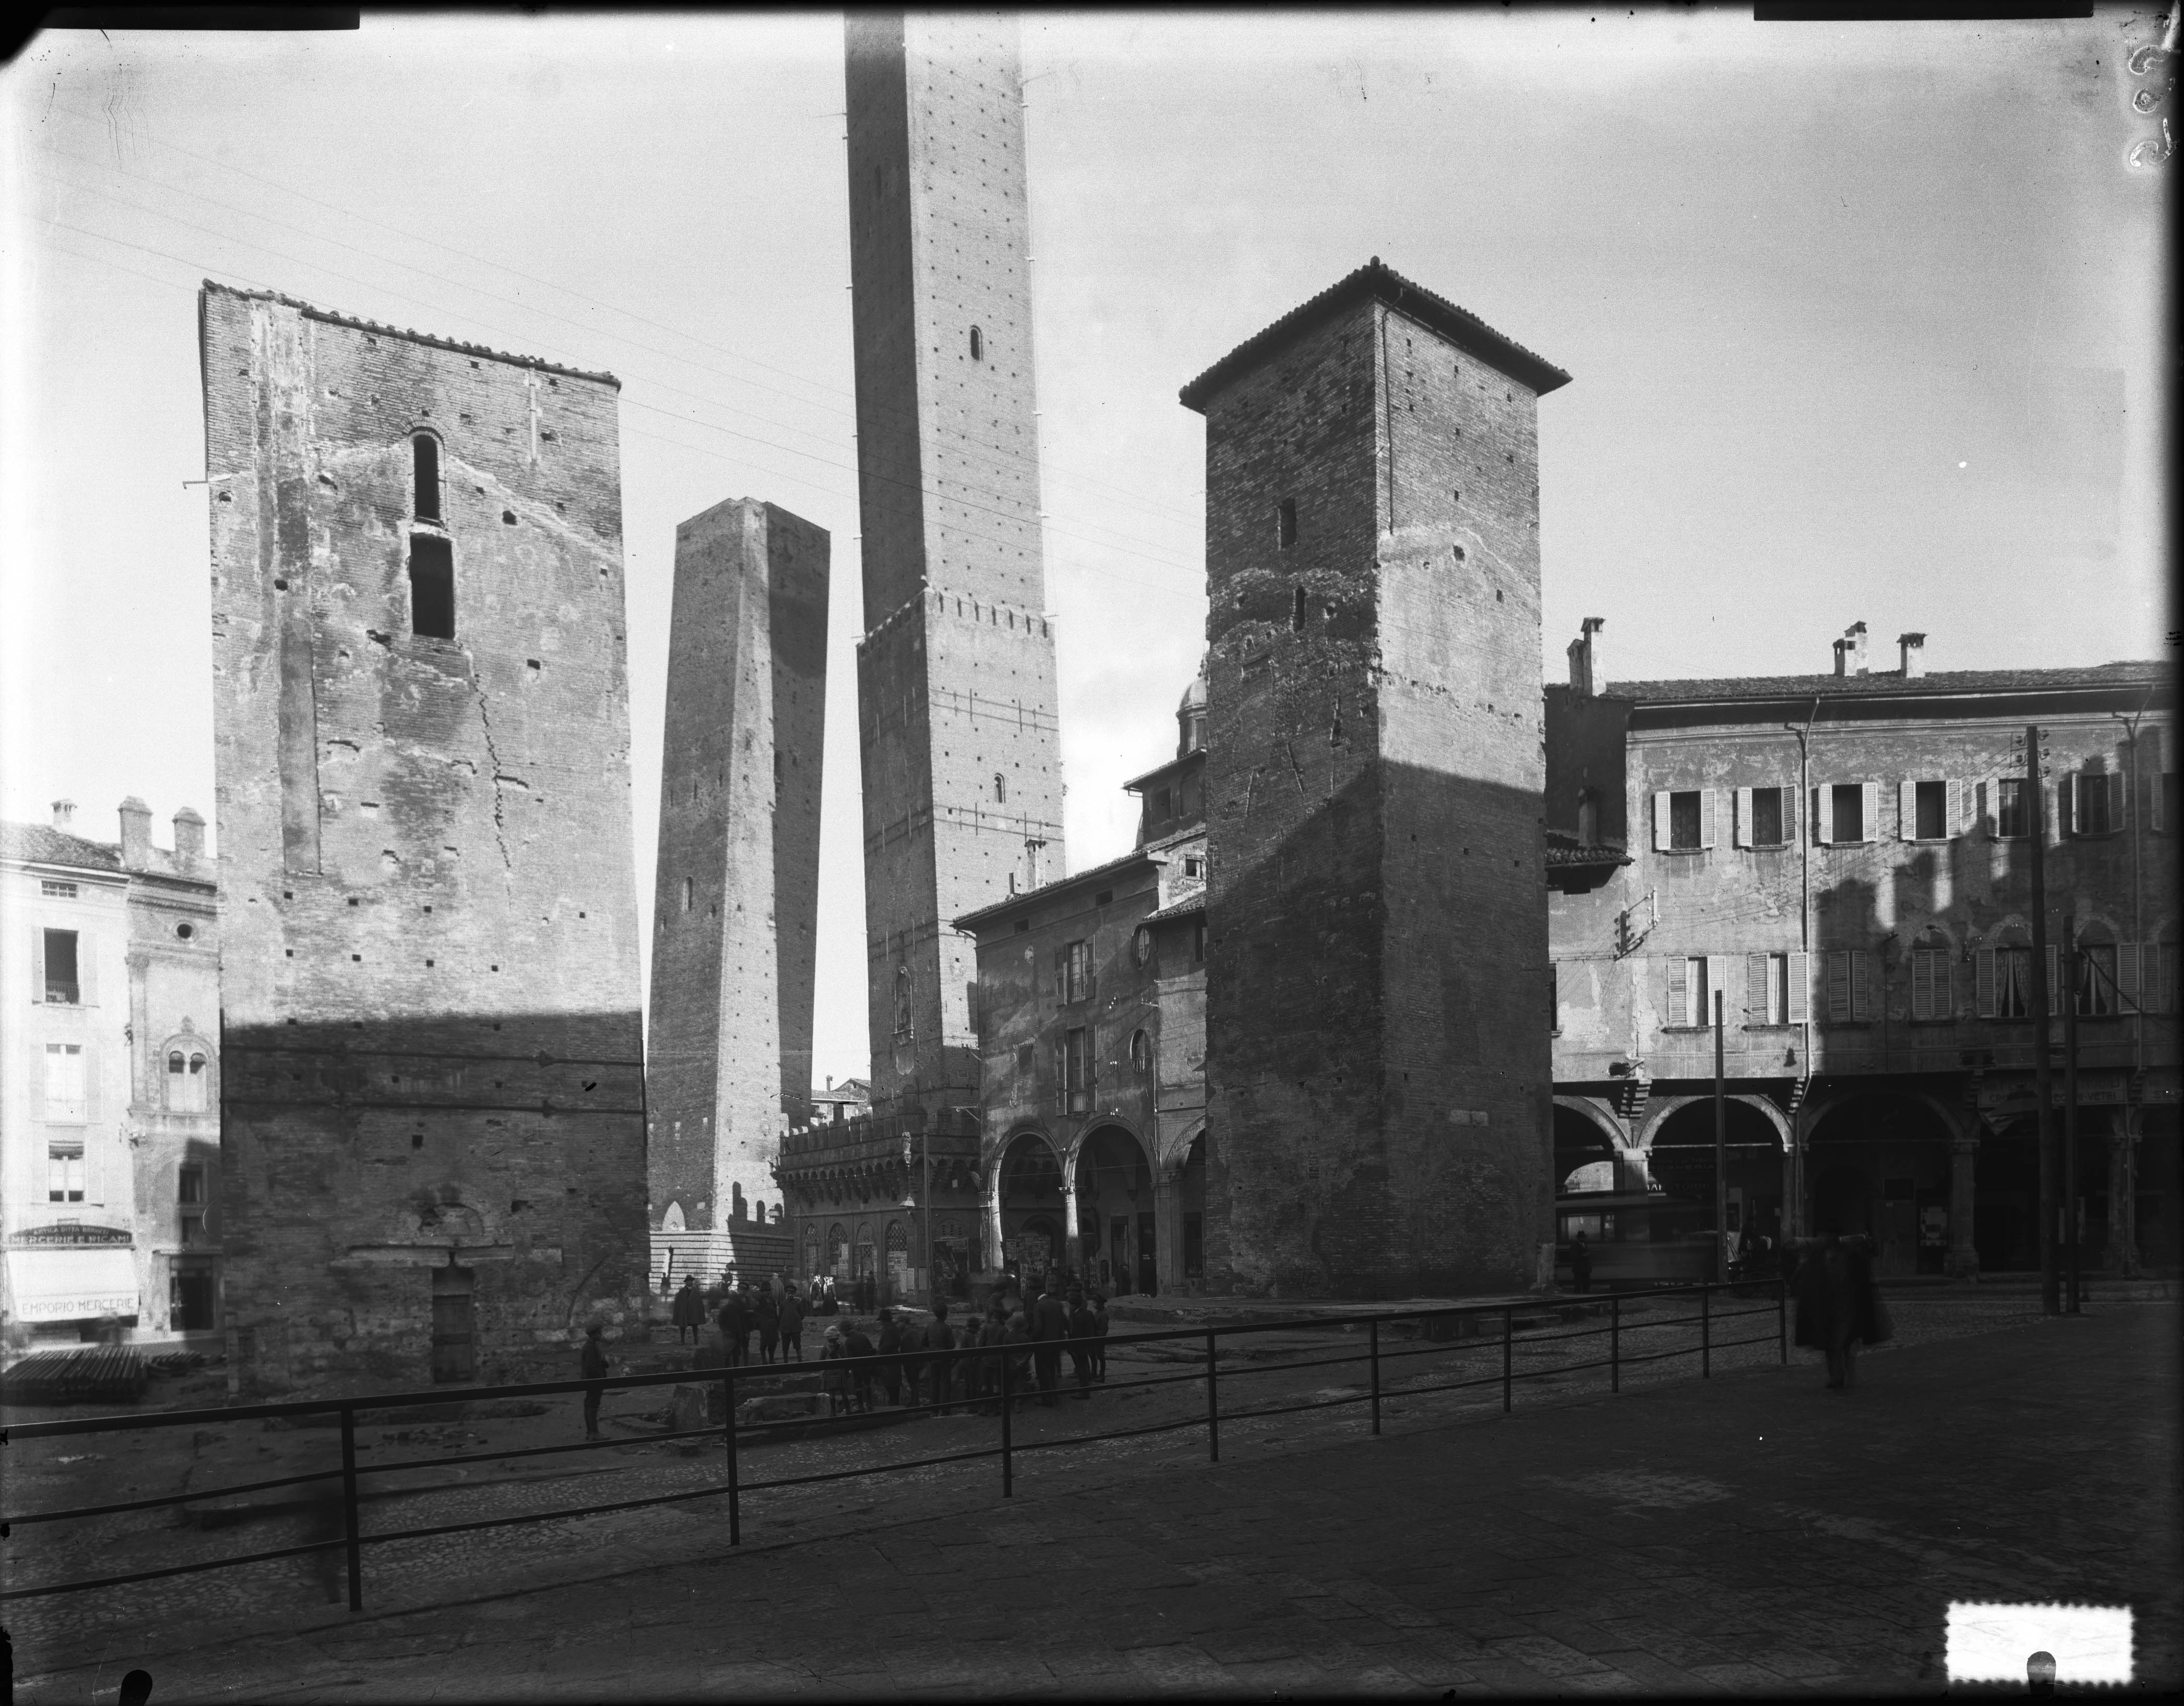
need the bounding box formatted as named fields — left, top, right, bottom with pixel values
left=199, top=283, right=649, bottom=1390
left=1182, top=261, right=1569, bottom=1299
left=648, top=498, right=827, bottom=1286
left=845, top=11, right=1065, bottom=1157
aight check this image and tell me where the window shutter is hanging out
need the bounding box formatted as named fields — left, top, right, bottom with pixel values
left=2150, top=729, right=2166, bottom=831
left=2045, top=943, right=2060, bottom=1014
left=1053, top=1034, right=1066, bottom=1113
left=1911, top=950, right=1935, bottom=1021
left=1652, top=791, right=1670, bottom=852
left=1816, top=785, right=1834, bottom=845
left=1898, top=779, right=1915, bottom=842
left=1667, top=956, right=1688, bottom=1027
left=83, top=1040, right=100, bottom=1124
left=2059, top=774, right=2078, bottom=837
left=1851, top=950, right=1874, bottom=1021
left=1734, top=787, right=1753, bottom=849
left=1975, top=947, right=1997, bottom=1018
left=1861, top=782, right=1880, bottom=844
left=1745, top=953, right=1768, bottom=1023
left=1705, top=956, right=1728, bottom=1027
left=30, top=929, right=44, bottom=1004
left=31, top=1042, right=45, bottom=1119
left=1786, top=952, right=1810, bottom=1024
left=2118, top=942, right=2142, bottom=1009
left=1052, top=948, right=1065, bottom=1001
left=1700, top=791, right=1717, bottom=850
left=77, top=934, right=95, bottom=1007
left=2107, top=772, right=2125, bottom=833
left=2043, top=780, right=2059, bottom=844
left=1947, top=778, right=1964, bottom=837
left=1827, top=951, right=1850, bottom=1022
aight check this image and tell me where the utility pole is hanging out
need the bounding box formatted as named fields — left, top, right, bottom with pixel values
left=1714, top=988, right=1728, bottom=1285
left=2063, top=933, right=2081, bottom=1314
left=2022, top=723, right=2060, bottom=1317
left=921, top=1127, right=933, bottom=1314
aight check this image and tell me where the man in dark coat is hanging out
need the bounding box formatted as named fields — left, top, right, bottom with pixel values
left=1793, top=1228, right=1889, bottom=1390
left=717, top=1287, right=748, bottom=1369
left=580, top=1324, right=611, bottom=1439
left=842, top=1318, right=878, bottom=1412
left=778, top=1286, right=806, bottom=1362
left=1065, top=1284, right=1099, bottom=1399
left=923, top=1302, right=956, bottom=1414
left=875, top=1310, right=905, bottom=1407
left=1569, top=1232, right=1594, bottom=1295
left=671, top=1275, right=707, bottom=1345
left=1029, top=1276, right=1070, bottom=1407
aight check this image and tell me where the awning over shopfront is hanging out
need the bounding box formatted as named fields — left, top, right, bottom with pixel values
left=5, top=1246, right=139, bottom=1322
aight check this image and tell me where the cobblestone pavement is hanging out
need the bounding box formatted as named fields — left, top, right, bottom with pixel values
left=11, top=1299, right=2176, bottom=1700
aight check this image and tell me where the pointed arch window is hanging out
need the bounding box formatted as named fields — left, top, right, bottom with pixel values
left=413, top=433, right=443, bottom=521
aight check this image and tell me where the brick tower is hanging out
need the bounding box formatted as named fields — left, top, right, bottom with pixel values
left=1179, top=260, right=1571, bottom=1298
left=200, top=283, right=650, bottom=1389
left=845, top=13, right=1065, bottom=1149
left=647, top=498, right=828, bottom=1285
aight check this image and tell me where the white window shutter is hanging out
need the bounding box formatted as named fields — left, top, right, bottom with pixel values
left=1706, top=955, right=1729, bottom=1026
left=78, top=934, right=96, bottom=1007
left=1975, top=946, right=1997, bottom=1018
left=1817, top=785, right=1835, bottom=845
left=31, top=1042, right=45, bottom=1119
left=30, top=928, right=44, bottom=1004
left=1852, top=949, right=1874, bottom=1021
left=84, top=1040, right=100, bottom=1124
left=1787, top=952, right=1810, bottom=1024
left=1861, top=781, right=1880, bottom=844
left=2118, top=942, right=2142, bottom=1008
left=1653, top=791, right=1670, bottom=852
left=2045, top=780, right=2060, bottom=843
left=1898, top=779, right=1915, bottom=842
left=1700, top=791, right=1717, bottom=850
left=1745, top=953, right=1768, bottom=1023
left=1734, top=787, right=1753, bottom=849
left=1667, top=956, right=1688, bottom=1026
left=1947, top=778, right=1964, bottom=836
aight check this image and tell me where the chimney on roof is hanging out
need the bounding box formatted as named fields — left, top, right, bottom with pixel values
left=173, top=806, right=206, bottom=864
left=1567, top=617, right=1605, bottom=697
left=1898, top=632, right=1927, bottom=680
left=51, top=799, right=76, bottom=832
left=118, top=797, right=153, bottom=870
left=1833, top=621, right=1870, bottom=678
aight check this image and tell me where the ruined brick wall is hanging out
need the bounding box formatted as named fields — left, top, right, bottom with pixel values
left=648, top=499, right=827, bottom=1256
left=200, top=284, right=649, bottom=1389
left=1196, top=296, right=1556, bottom=1298
left=846, top=11, right=1065, bottom=1136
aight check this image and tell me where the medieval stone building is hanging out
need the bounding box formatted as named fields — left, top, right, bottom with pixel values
left=200, top=283, right=650, bottom=1390
left=1182, top=259, right=1570, bottom=1299
left=647, top=498, right=827, bottom=1290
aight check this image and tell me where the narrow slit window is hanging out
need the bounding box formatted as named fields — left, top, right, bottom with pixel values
left=412, top=434, right=442, bottom=521
left=994, top=772, right=1006, bottom=804
left=1277, top=498, right=1297, bottom=549
left=1292, top=585, right=1307, bottom=631
left=407, top=535, right=455, bottom=638
left=969, top=326, right=984, bottom=361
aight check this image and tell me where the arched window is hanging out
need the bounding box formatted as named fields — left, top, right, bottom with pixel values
left=804, top=1224, right=821, bottom=1274
left=412, top=433, right=442, bottom=521
left=1975, top=923, right=2034, bottom=1019
left=969, top=326, right=984, bottom=361
left=2074, top=920, right=2120, bottom=1017
left=1130, top=1028, right=1152, bottom=1074
left=994, top=772, right=1006, bottom=805
left=893, top=964, right=913, bottom=1037
left=166, top=1044, right=210, bottom=1113
left=1909, top=927, right=1953, bottom=1021
left=682, top=877, right=694, bottom=913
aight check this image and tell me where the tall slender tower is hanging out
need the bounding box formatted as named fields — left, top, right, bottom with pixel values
left=845, top=13, right=1065, bottom=1142
left=647, top=499, right=828, bottom=1285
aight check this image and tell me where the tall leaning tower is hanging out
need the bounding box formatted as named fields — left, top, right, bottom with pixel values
left=845, top=13, right=1065, bottom=1142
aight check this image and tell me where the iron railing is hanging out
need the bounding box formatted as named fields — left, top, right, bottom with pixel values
left=2, top=1278, right=1788, bottom=1613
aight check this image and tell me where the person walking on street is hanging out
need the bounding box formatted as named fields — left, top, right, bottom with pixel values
left=755, top=1285, right=780, bottom=1364
left=1030, top=1276, right=1070, bottom=1407
left=779, top=1285, right=806, bottom=1362
left=580, top=1324, right=611, bottom=1440
left=974, top=1305, right=1007, bottom=1415
left=923, top=1302, right=956, bottom=1414
left=1793, top=1227, right=1890, bottom=1390
left=717, top=1287, right=748, bottom=1368
left=820, top=1325, right=851, bottom=1415
left=1065, top=1284, right=1098, bottom=1399
left=843, top=1318, right=877, bottom=1412
left=875, top=1309, right=905, bottom=1407
left=1569, top=1230, right=1594, bottom=1295
left=1004, top=1309, right=1035, bottom=1413
left=671, top=1275, right=707, bottom=1345
left=1089, top=1292, right=1110, bottom=1382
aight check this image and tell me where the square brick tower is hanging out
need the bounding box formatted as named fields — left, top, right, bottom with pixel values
left=845, top=13, right=1065, bottom=1146
left=647, top=498, right=828, bottom=1284
left=1179, top=260, right=1571, bottom=1298
left=199, top=283, right=650, bottom=1389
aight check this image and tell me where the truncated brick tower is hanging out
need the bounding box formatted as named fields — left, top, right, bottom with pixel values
left=845, top=13, right=1065, bottom=1141
left=647, top=499, right=828, bottom=1284
left=1180, top=261, right=1571, bottom=1298
left=200, top=283, right=650, bottom=1390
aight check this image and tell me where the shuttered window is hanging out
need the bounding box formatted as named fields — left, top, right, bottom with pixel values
left=1910, top=947, right=1950, bottom=1020
left=1996, top=778, right=2030, bottom=839
left=44, top=1043, right=87, bottom=1120
left=1786, top=951, right=1810, bottom=1024
left=2066, top=771, right=2125, bottom=837
left=1826, top=950, right=1873, bottom=1022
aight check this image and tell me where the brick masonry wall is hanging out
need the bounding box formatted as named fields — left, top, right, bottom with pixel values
left=648, top=500, right=828, bottom=1250
left=846, top=13, right=1064, bottom=1134
left=200, top=285, right=649, bottom=1389
left=1198, top=295, right=1555, bottom=1299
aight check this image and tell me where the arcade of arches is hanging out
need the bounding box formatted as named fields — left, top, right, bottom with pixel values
left=991, top=1126, right=1208, bottom=1298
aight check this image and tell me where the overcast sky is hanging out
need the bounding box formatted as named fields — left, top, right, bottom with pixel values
left=1, top=9, right=2169, bottom=1089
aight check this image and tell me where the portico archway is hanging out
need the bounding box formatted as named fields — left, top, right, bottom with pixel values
left=1806, top=1091, right=1958, bottom=1278
left=997, top=1130, right=1066, bottom=1293
left=1076, top=1124, right=1157, bottom=1296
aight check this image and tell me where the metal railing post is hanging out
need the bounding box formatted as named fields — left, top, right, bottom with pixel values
left=724, top=1369, right=740, bottom=1546
left=1205, top=1331, right=1220, bottom=1462
left=1701, top=1284, right=1712, bottom=1379
left=999, top=1345, right=1014, bottom=1497
left=1368, top=1319, right=1381, bottom=1436
left=338, top=1403, right=363, bottom=1613
left=1502, top=1307, right=1513, bottom=1413
left=1610, top=1296, right=1620, bottom=1393
left=1778, top=1274, right=1789, bottom=1364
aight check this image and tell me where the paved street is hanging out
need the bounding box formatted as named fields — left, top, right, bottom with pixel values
left=14, top=1299, right=2176, bottom=1701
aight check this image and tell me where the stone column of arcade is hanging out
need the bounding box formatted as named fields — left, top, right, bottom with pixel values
left=1154, top=1173, right=1184, bottom=1300
left=2107, top=1110, right=2141, bottom=1276
left=1947, top=1134, right=1981, bottom=1279
left=1062, top=1160, right=1084, bottom=1281
left=984, top=1171, right=1005, bottom=1291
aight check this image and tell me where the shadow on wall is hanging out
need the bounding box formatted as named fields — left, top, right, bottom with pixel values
left=217, top=1006, right=649, bottom=1392
left=1204, top=762, right=1552, bottom=1300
